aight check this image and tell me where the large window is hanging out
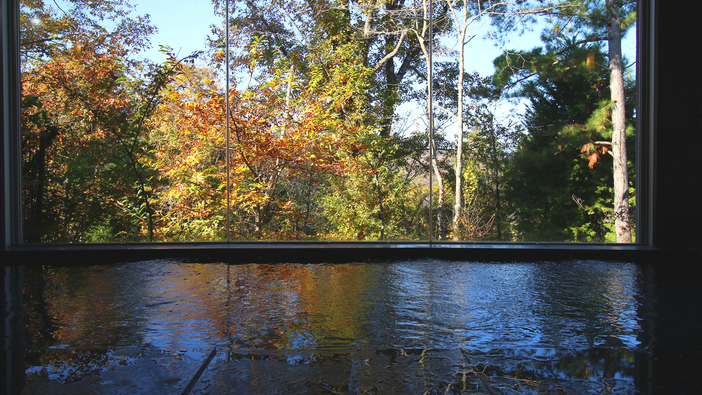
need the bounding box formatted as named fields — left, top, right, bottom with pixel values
left=9, top=0, right=643, bottom=244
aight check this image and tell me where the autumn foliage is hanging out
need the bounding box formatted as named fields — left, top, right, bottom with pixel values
left=19, top=0, right=635, bottom=243
left=151, top=62, right=368, bottom=240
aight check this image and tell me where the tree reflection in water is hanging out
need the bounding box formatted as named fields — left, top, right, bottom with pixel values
left=21, top=260, right=645, bottom=393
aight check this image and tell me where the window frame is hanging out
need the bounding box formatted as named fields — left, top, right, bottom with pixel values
left=2, top=0, right=674, bottom=263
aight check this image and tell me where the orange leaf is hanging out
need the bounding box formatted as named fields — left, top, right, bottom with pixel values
left=588, top=152, right=600, bottom=169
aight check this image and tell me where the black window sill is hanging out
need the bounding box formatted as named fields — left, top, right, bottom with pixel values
left=3, top=242, right=699, bottom=265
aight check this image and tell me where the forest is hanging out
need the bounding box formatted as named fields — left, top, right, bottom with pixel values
left=19, top=0, right=637, bottom=243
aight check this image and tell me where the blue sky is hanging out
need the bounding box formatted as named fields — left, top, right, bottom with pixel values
left=130, top=0, right=543, bottom=76
left=46, top=0, right=635, bottom=77
left=44, top=0, right=636, bottom=137
left=131, top=1, right=635, bottom=76
left=125, top=0, right=635, bottom=132
left=132, top=0, right=220, bottom=61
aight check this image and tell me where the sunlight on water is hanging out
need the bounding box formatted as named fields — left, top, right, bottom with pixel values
left=22, top=260, right=645, bottom=393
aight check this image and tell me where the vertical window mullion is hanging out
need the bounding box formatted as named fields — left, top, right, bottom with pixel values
left=2, top=0, right=22, bottom=247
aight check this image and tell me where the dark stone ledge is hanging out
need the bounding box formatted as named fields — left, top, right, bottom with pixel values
left=3, top=242, right=699, bottom=266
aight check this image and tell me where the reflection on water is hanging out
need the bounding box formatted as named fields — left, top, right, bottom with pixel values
left=22, top=260, right=646, bottom=393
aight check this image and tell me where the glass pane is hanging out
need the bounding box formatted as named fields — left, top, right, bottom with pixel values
left=428, top=0, right=637, bottom=242
left=220, top=0, right=434, bottom=240
left=20, top=0, right=223, bottom=242
left=20, top=0, right=636, bottom=243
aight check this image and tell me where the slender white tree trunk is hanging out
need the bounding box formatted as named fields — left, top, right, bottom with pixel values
left=416, top=0, right=445, bottom=239
left=453, top=23, right=466, bottom=240
left=430, top=148, right=446, bottom=239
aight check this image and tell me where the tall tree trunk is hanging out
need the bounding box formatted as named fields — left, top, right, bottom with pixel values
left=489, top=131, right=502, bottom=241
left=418, top=0, right=445, bottom=240
left=453, top=36, right=466, bottom=240
left=431, top=150, right=446, bottom=240
left=373, top=170, right=386, bottom=240
left=607, top=0, right=632, bottom=243
left=365, top=154, right=386, bottom=240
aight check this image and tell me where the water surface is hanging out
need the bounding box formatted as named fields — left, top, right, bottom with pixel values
left=22, top=260, right=647, bottom=393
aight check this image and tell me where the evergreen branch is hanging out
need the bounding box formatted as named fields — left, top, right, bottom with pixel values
left=555, top=35, right=608, bottom=56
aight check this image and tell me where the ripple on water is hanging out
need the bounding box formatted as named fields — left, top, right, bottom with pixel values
left=22, top=259, right=645, bottom=393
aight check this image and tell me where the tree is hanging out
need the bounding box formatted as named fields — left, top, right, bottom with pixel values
left=210, top=0, right=444, bottom=240
left=20, top=0, right=187, bottom=242
left=493, top=0, right=636, bottom=242
left=211, top=0, right=435, bottom=138
left=464, top=105, right=523, bottom=240
left=411, top=0, right=558, bottom=240
left=149, top=63, right=229, bottom=240
left=152, top=50, right=368, bottom=240
left=20, top=0, right=154, bottom=61
left=409, top=0, right=446, bottom=239
left=606, top=0, right=633, bottom=242
left=24, top=40, right=189, bottom=241
left=439, top=0, right=540, bottom=239
left=321, top=133, right=429, bottom=240
left=498, top=43, right=635, bottom=241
